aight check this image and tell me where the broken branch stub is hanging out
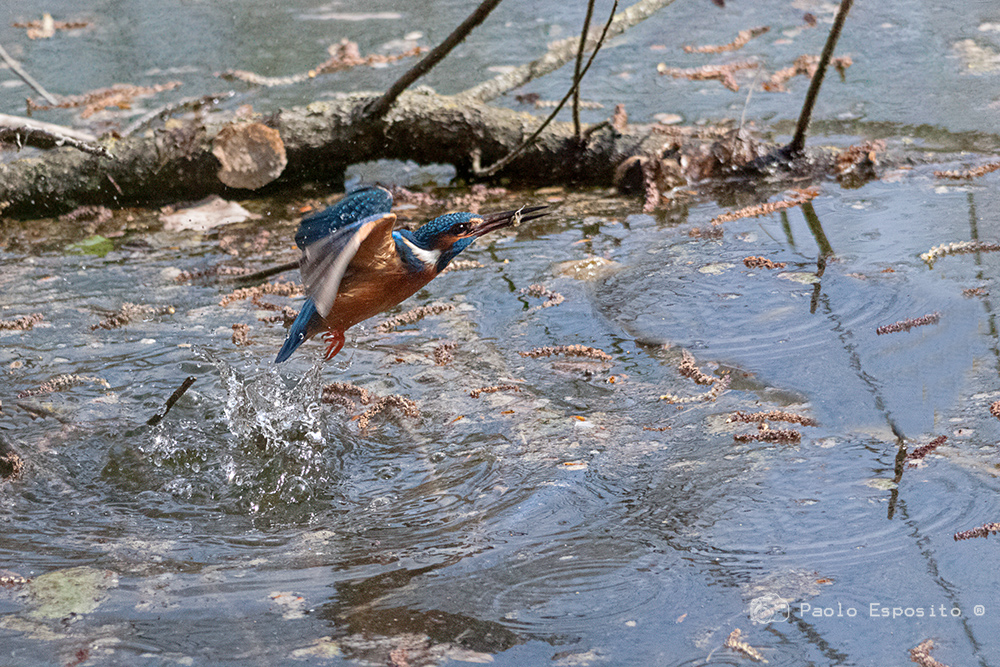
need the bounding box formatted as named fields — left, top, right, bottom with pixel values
left=211, top=122, right=287, bottom=190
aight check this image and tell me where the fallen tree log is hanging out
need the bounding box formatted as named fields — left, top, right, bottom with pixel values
left=0, top=89, right=669, bottom=218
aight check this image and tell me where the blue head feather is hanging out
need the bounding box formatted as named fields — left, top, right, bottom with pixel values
left=411, top=212, right=478, bottom=272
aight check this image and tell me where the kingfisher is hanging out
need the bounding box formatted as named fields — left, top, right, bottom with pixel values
left=275, top=186, right=547, bottom=363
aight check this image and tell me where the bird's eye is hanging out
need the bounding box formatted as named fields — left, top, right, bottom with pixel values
left=452, top=222, right=472, bottom=236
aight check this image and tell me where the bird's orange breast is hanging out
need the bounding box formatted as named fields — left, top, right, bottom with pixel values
left=321, top=263, right=436, bottom=332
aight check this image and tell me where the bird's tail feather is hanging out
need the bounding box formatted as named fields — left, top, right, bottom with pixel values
left=275, top=299, right=319, bottom=363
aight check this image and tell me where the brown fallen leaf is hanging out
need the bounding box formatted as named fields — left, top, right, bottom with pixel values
left=161, top=195, right=259, bottom=232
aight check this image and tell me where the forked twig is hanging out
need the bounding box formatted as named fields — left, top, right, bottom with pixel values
left=475, top=0, right=619, bottom=177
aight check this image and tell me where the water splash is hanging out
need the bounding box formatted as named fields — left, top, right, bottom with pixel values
left=215, top=360, right=330, bottom=512
left=219, top=360, right=325, bottom=453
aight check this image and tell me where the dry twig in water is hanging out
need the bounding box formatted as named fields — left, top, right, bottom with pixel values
left=459, top=0, right=681, bottom=104
left=1, top=431, right=24, bottom=479
left=12, top=15, right=90, bottom=39
left=0, top=313, right=43, bottom=331
left=520, top=345, right=613, bottom=361
left=875, top=312, right=940, bottom=336
left=661, top=350, right=729, bottom=403
left=836, top=140, right=884, bottom=185
left=657, top=61, right=758, bottom=91
left=678, top=349, right=714, bottom=385
left=470, top=383, right=522, bottom=398
left=60, top=205, right=113, bottom=226
left=688, top=226, right=724, bottom=239
left=440, top=259, right=485, bottom=274
left=0, top=572, right=31, bottom=586
left=991, top=400, right=1000, bottom=421
left=530, top=98, right=603, bottom=110
left=743, top=256, right=786, bottom=270
left=433, top=342, right=456, bottom=365
left=934, top=162, right=1000, bottom=180
left=785, top=0, right=854, bottom=156
left=763, top=54, right=852, bottom=92
left=355, top=395, right=420, bottom=431
left=175, top=265, right=254, bottom=283
left=909, top=639, right=950, bottom=667
left=28, top=82, right=183, bottom=118
left=0, top=43, right=59, bottom=104
left=711, top=188, right=818, bottom=225
left=365, top=0, right=505, bottom=120
left=907, top=435, right=946, bottom=466
left=473, top=0, right=619, bottom=177
left=218, top=282, right=302, bottom=307
left=520, top=283, right=565, bottom=309
left=836, top=140, right=885, bottom=174
left=0, top=451, right=24, bottom=480
left=921, top=241, right=1000, bottom=267
left=727, top=410, right=817, bottom=426
left=375, top=303, right=455, bottom=333
left=684, top=26, right=769, bottom=53
left=724, top=629, right=768, bottom=663
left=231, top=323, right=252, bottom=346
left=954, top=522, right=1000, bottom=542
left=322, top=382, right=374, bottom=408
left=17, top=374, right=110, bottom=399
left=146, top=376, right=196, bottom=426
left=220, top=40, right=427, bottom=87
left=257, top=306, right=298, bottom=326
left=734, top=425, right=801, bottom=444
left=91, top=303, right=174, bottom=330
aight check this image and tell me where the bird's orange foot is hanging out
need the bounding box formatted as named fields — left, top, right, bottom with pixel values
left=322, top=330, right=346, bottom=360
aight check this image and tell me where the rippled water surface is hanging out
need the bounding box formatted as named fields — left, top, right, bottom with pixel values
left=4, top=1, right=1000, bottom=666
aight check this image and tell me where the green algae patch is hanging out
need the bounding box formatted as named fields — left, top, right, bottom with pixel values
left=28, top=566, right=119, bottom=620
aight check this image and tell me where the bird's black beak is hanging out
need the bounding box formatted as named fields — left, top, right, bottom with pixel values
left=472, top=205, right=549, bottom=237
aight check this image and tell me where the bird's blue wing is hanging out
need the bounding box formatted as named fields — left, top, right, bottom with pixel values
left=301, top=212, right=398, bottom=318
left=294, top=186, right=394, bottom=249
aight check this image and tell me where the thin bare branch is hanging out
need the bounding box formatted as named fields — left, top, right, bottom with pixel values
left=458, top=0, right=678, bottom=103
left=364, top=0, right=505, bottom=121
left=0, top=123, right=113, bottom=159
left=146, top=376, right=197, bottom=426
left=0, top=42, right=59, bottom=105
left=0, top=113, right=96, bottom=142
left=573, top=0, right=599, bottom=141
left=786, top=0, right=853, bottom=156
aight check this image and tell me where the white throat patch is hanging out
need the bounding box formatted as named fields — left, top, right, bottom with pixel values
left=401, top=237, right=441, bottom=267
